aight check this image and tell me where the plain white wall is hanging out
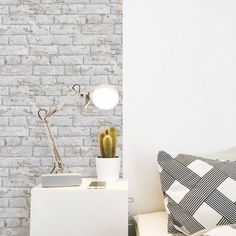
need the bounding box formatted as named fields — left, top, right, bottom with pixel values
left=124, top=0, right=236, bottom=215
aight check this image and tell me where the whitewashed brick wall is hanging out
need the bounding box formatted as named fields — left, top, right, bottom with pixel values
left=0, top=0, right=122, bottom=235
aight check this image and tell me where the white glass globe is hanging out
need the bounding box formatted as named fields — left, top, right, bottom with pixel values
left=90, top=84, right=119, bottom=110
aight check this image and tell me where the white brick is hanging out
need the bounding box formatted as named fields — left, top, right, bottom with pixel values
left=28, top=35, right=53, bottom=45
left=81, top=147, right=99, bottom=157
left=0, top=87, right=8, bottom=96
left=0, top=106, right=31, bottom=116
left=2, top=15, right=34, bottom=25
left=31, top=25, right=50, bottom=35
left=33, top=147, right=64, bottom=157
left=77, top=4, right=110, bottom=14
left=0, top=219, right=4, bottom=228
left=50, top=25, right=81, bottom=35
left=0, top=187, right=30, bottom=198
left=42, top=0, right=88, bottom=2
left=110, top=4, right=122, bottom=14
left=5, top=218, right=21, bottom=227
left=34, top=66, right=64, bottom=75
left=10, top=4, right=61, bottom=15
left=9, top=35, right=27, bottom=45
left=65, top=66, right=81, bottom=75
left=21, top=218, right=30, bottom=227
left=30, top=45, right=57, bottom=55
left=0, top=36, right=8, bottom=45
left=28, top=35, right=73, bottom=45
left=4, top=56, right=21, bottom=65
left=65, top=147, right=80, bottom=156
left=115, top=24, right=122, bottom=34
left=51, top=56, right=83, bottom=65
left=81, top=24, right=114, bottom=34
left=61, top=5, right=78, bottom=14
left=0, top=227, right=30, bottom=236
left=85, top=15, right=102, bottom=24
left=29, top=126, right=57, bottom=137
left=39, top=86, right=61, bottom=95
left=73, top=35, right=121, bottom=45
left=73, top=116, right=121, bottom=126
left=34, top=15, right=54, bottom=24
left=84, top=55, right=115, bottom=65
left=0, top=6, right=9, bottom=14
left=0, top=157, right=40, bottom=167
left=80, top=65, right=113, bottom=75
left=0, top=46, right=28, bottom=55
left=3, top=177, right=39, bottom=187
left=52, top=35, right=73, bottom=45
left=8, top=198, right=29, bottom=208
left=0, top=208, right=29, bottom=217
left=10, top=167, right=40, bottom=177
left=0, top=198, right=8, bottom=208
left=3, top=96, right=31, bottom=106
left=30, top=95, right=54, bottom=106
left=56, top=76, right=89, bottom=85
left=21, top=55, right=50, bottom=65
left=0, top=137, right=5, bottom=147
left=0, top=146, right=32, bottom=156
left=40, top=76, right=56, bottom=85
left=58, top=45, right=90, bottom=55
left=0, top=66, right=32, bottom=76
left=0, top=127, right=28, bottom=137
left=89, top=75, right=108, bottom=85
left=0, top=25, right=30, bottom=35
left=55, top=15, right=85, bottom=24
left=58, top=127, right=90, bottom=136
left=6, top=137, right=21, bottom=146
left=90, top=44, right=122, bottom=55
left=103, top=14, right=122, bottom=24
left=63, top=157, right=89, bottom=167
left=0, top=0, right=19, bottom=4
left=57, top=137, right=83, bottom=146
left=0, top=168, right=9, bottom=177
left=9, top=117, right=27, bottom=126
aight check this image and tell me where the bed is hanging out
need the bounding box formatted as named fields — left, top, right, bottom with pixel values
left=134, top=148, right=236, bottom=236
left=134, top=211, right=169, bottom=236
left=134, top=211, right=236, bottom=236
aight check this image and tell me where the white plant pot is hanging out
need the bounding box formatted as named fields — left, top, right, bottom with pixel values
left=96, top=156, right=120, bottom=181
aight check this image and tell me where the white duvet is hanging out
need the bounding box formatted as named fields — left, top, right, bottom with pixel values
left=134, top=212, right=236, bottom=236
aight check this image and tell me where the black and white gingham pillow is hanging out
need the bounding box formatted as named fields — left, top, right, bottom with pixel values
left=157, top=151, right=236, bottom=235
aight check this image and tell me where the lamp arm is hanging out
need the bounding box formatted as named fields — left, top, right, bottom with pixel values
left=45, top=84, right=81, bottom=119
left=43, top=118, right=63, bottom=173
left=38, top=84, right=89, bottom=174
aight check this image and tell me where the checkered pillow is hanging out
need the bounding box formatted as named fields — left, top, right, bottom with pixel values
left=157, top=151, right=236, bottom=235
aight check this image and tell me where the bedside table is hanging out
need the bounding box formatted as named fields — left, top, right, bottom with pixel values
left=30, top=178, right=128, bottom=236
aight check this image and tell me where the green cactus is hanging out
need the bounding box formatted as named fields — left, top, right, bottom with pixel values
left=99, top=127, right=117, bottom=158
left=103, top=135, right=113, bottom=158
left=108, top=127, right=117, bottom=157
left=99, top=132, right=106, bottom=157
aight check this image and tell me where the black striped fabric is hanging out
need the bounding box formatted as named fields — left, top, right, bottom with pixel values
left=157, top=151, right=236, bottom=235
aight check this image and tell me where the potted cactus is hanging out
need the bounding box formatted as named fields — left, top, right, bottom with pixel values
left=96, top=127, right=120, bottom=181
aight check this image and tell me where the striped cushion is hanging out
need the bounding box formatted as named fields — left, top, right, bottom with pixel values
left=157, top=151, right=236, bottom=235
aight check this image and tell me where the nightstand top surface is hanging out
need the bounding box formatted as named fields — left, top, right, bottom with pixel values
left=32, top=178, right=128, bottom=193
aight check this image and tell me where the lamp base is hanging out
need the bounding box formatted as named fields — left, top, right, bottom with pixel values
left=41, top=173, right=82, bottom=187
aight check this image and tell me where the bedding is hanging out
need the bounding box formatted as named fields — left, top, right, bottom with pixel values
left=134, top=211, right=236, bottom=236
left=134, top=211, right=170, bottom=236
left=157, top=151, right=236, bottom=235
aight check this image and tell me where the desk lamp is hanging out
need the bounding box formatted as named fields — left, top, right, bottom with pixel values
left=38, top=84, right=119, bottom=187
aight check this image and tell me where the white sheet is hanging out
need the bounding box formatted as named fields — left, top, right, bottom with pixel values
left=134, top=211, right=170, bottom=236
left=134, top=211, right=236, bottom=236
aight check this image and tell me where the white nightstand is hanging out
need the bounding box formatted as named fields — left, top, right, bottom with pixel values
left=30, top=178, right=128, bottom=236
